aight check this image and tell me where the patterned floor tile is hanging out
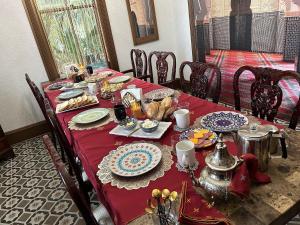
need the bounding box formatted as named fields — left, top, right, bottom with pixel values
left=0, top=135, right=89, bottom=225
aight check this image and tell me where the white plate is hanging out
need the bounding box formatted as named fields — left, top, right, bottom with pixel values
left=71, top=108, right=110, bottom=124
left=108, top=143, right=162, bottom=177
left=55, top=96, right=99, bottom=114
left=108, top=75, right=131, bottom=84
left=109, top=121, right=172, bottom=139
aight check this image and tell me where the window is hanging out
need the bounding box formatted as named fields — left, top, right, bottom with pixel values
left=23, top=0, right=118, bottom=80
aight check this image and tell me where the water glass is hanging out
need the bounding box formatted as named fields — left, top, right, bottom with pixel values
left=114, top=104, right=127, bottom=122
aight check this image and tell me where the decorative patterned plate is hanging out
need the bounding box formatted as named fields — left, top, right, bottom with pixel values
left=201, top=111, right=248, bottom=132
left=58, top=89, right=84, bottom=100
left=108, top=75, right=131, bottom=84
left=48, top=83, right=63, bottom=90
left=144, top=88, right=175, bottom=101
left=179, top=128, right=218, bottom=148
left=108, top=143, right=162, bottom=177
left=71, top=108, right=109, bottom=124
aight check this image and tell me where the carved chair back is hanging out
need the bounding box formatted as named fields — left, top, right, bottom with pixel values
left=148, top=51, right=176, bottom=85
left=43, top=135, right=99, bottom=225
left=44, top=99, right=91, bottom=202
left=179, top=61, right=222, bottom=103
left=233, top=66, right=300, bottom=124
left=130, top=49, right=149, bottom=79
left=25, top=74, right=59, bottom=147
left=25, top=74, right=46, bottom=115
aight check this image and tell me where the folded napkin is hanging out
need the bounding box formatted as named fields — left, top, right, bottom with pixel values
left=230, top=153, right=271, bottom=198
left=179, top=181, right=232, bottom=225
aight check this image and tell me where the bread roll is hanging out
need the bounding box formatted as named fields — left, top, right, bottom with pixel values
left=155, top=104, right=165, bottom=121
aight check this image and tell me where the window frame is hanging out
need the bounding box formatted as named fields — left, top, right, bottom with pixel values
left=22, top=0, right=119, bottom=81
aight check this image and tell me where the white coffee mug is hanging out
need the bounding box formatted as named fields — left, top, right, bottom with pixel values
left=176, top=140, right=196, bottom=168
left=88, top=83, right=97, bottom=95
left=174, top=109, right=190, bottom=129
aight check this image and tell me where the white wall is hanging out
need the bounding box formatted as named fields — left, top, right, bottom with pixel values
left=106, top=0, right=192, bottom=79
left=0, top=0, right=192, bottom=133
left=0, top=0, right=48, bottom=132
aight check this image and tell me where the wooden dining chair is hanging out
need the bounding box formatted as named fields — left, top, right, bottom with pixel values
left=44, top=98, right=92, bottom=203
left=233, top=66, right=300, bottom=124
left=122, top=49, right=153, bottom=82
left=179, top=61, right=222, bottom=103
left=148, top=51, right=180, bottom=88
left=25, top=73, right=58, bottom=149
left=43, top=135, right=112, bottom=225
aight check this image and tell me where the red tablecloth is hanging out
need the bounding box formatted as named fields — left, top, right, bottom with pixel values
left=43, top=69, right=279, bottom=225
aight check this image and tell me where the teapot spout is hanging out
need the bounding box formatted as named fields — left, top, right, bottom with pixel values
left=186, top=167, right=200, bottom=187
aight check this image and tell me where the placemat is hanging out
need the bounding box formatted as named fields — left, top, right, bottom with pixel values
left=97, top=142, right=173, bottom=190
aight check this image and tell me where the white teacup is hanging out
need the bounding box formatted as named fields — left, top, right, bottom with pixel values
left=176, top=140, right=196, bottom=168
left=174, top=109, right=190, bottom=129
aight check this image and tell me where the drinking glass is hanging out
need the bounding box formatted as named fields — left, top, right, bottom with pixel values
left=114, top=104, right=127, bottom=122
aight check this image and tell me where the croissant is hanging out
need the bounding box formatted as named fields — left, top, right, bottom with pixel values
left=155, top=104, right=166, bottom=121
left=161, top=97, right=172, bottom=108
left=145, top=101, right=160, bottom=119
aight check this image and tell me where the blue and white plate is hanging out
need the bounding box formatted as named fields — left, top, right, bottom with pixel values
left=200, top=111, right=248, bottom=132
left=108, top=143, right=162, bottom=177
left=58, top=89, right=84, bottom=100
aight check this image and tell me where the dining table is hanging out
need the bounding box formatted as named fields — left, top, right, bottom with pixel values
left=42, top=69, right=300, bottom=225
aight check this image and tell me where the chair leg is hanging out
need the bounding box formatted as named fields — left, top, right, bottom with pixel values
left=50, top=130, right=57, bottom=148
left=68, top=160, right=74, bottom=176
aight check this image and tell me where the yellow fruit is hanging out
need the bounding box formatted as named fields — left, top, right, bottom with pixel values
left=189, top=138, right=198, bottom=144
left=169, top=191, right=178, bottom=201
left=152, top=189, right=161, bottom=198
left=162, top=189, right=170, bottom=199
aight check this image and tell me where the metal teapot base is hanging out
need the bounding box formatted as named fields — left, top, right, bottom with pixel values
left=198, top=167, right=233, bottom=200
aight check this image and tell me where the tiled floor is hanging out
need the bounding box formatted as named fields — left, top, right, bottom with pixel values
left=1, top=134, right=299, bottom=225
left=0, top=135, right=92, bottom=225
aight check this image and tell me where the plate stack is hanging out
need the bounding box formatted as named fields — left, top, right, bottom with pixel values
left=71, top=108, right=110, bottom=125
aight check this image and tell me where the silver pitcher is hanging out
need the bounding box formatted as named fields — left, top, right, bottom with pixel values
left=236, top=123, right=287, bottom=172
left=188, top=135, right=241, bottom=199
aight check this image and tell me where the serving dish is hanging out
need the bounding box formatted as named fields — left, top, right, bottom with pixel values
left=201, top=111, right=248, bottom=132
left=110, top=121, right=172, bottom=139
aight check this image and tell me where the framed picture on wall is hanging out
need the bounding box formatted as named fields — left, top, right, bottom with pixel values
left=126, top=0, right=159, bottom=45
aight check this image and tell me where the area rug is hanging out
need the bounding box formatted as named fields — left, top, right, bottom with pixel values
left=206, top=50, right=298, bottom=121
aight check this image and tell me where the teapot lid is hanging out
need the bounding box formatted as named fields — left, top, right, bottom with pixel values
left=237, top=123, right=270, bottom=139
left=205, top=134, right=237, bottom=171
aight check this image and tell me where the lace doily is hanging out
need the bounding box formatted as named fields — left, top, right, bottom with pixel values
left=97, top=143, right=173, bottom=190
left=192, top=114, right=261, bottom=142
left=176, top=161, right=199, bottom=172
left=68, top=108, right=116, bottom=131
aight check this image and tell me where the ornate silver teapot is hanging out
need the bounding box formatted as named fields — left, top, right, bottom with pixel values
left=188, top=135, right=241, bottom=199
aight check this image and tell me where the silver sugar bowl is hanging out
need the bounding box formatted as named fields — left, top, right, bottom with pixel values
left=188, top=135, right=241, bottom=199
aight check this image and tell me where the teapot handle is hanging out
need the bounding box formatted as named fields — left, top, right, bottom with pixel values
left=279, top=137, right=287, bottom=159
